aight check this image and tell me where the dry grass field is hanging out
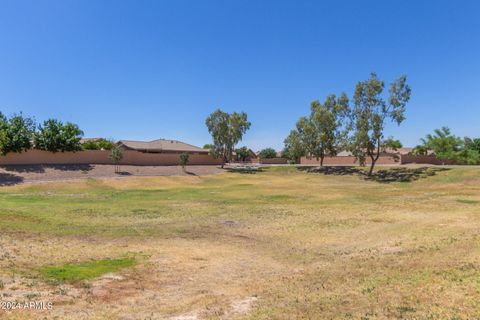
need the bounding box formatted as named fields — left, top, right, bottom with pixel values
left=1, top=166, right=480, bottom=319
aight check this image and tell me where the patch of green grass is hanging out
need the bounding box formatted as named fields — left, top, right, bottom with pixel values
left=457, top=199, right=480, bottom=204
left=40, top=257, right=135, bottom=283
left=259, top=194, right=295, bottom=201
left=2, top=166, right=480, bottom=318
left=397, top=306, right=417, bottom=314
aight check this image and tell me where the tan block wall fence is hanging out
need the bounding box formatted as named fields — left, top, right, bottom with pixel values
left=300, top=154, right=454, bottom=166
left=300, top=155, right=400, bottom=165
left=0, top=150, right=223, bottom=166
left=400, top=155, right=456, bottom=165
left=0, top=150, right=454, bottom=167
left=250, top=158, right=289, bottom=164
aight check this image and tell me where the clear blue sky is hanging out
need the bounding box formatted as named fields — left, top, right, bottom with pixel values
left=1, top=0, right=479, bottom=150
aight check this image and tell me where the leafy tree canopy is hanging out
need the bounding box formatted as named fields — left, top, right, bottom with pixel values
left=82, top=138, right=115, bottom=150
left=290, top=93, right=350, bottom=166
left=235, top=146, right=251, bottom=161
left=350, top=73, right=411, bottom=175
left=464, top=137, right=480, bottom=153
left=421, top=127, right=462, bottom=160
left=410, top=145, right=428, bottom=156
left=384, top=137, right=403, bottom=151
left=258, top=147, right=277, bottom=159
left=283, top=129, right=305, bottom=162
left=205, top=109, right=251, bottom=167
left=420, top=127, right=480, bottom=164
left=35, top=119, right=84, bottom=152
left=0, top=112, right=36, bottom=155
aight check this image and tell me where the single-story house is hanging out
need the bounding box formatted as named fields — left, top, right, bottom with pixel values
left=117, top=139, right=209, bottom=155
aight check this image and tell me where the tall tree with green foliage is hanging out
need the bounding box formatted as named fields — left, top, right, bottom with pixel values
left=295, top=116, right=317, bottom=162
left=35, top=119, right=84, bottom=152
left=350, top=73, right=411, bottom=175
left=458, top=147, right=480, bottom=165
left=311, top=94, right=350, bottom=166
left=463, top=137, right=480, bottom=153
left=293, top=94, right=350, bottom=166
left=0, top=112, right=36, bottom=155
left=258, top=148, right=277, bottom=159
left=421, top=127, right=462, bottom=161
left=283, top=129, right=305, bottom=163
left=205, top=109, right=251, bottom=168
left=421, top=127, right=480, bottom=164
left=419, top=128, right=480, bottom=164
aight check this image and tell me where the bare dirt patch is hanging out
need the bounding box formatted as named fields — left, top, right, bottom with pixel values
left=0, top=164, right=224, bottom=184
left=1, top=167, right=480, bottom=319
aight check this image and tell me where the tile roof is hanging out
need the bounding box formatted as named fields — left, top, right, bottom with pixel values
left=118, top=139, right=207, bottom=153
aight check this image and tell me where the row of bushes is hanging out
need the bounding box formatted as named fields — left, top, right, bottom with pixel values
left=0, top=112, right=113, bottom=155
left=409, top=127, right=480, bottom=164
left=232, top=146, right=280, bottom=161
left=81, top=138, right=115, bottom=150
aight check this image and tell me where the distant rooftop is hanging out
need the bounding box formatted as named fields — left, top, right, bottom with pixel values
left=117, top=139, right=207, bottom=153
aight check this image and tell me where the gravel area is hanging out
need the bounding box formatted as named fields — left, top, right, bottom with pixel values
left=0, top=164, right=225, bottom=185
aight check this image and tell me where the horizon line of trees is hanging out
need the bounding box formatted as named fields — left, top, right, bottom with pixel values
left=0, top=112, right=117, bottom=155
left=4, top=76, right=479, bottom=171
left=203, top=73, right=479, bottom=172
left=282, top=73, right=411, bottom=175
left=281, top=73, right=480, bottom=171
left=0, top=112, right=84, bottom=155
left=410, top=127, right=480, bottom=165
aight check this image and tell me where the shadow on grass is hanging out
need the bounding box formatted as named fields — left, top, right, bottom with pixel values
left=226, top=167, right=264, bottom=174
left=297, top=166, right=450, bottom=183
left=1, top=165, right=46, bottom=173
left=1, top=164, right=95, bottom=173
left=52, top=164, right=94, bottom=172
left=115, top=171, right=132, bottom=176
left=0, top=173, right=24, bottom=186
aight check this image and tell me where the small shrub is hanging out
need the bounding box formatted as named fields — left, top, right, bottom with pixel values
left=109, top=145, right=124, bottom=173
left=179, top=152, right=189, bottom=172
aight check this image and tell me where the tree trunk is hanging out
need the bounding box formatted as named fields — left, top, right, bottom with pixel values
left=221, top=153, right=226, bottom=169
left=368, top=143, right=381, bottom=176
left=320, top=155, right=324, bottom=167
left=368, top=158, right=376, bottom=176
